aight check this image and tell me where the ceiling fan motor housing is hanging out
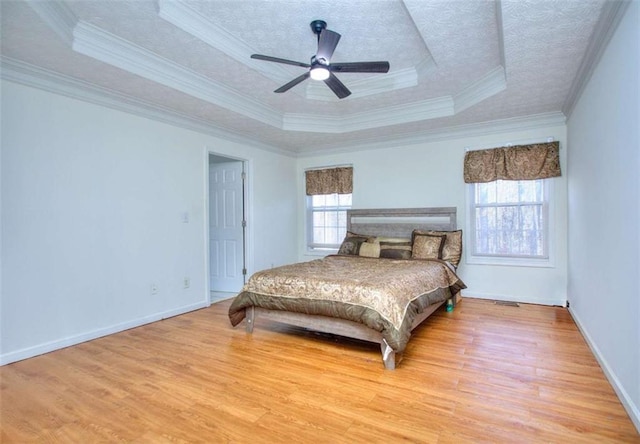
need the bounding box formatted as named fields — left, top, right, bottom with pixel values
left=310, top=20, right=327, bottom=36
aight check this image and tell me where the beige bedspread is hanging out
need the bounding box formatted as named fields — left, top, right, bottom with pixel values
left=228, top=255, right=466, bottom=352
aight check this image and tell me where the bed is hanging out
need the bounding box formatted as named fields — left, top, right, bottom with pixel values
left=228, top=207, right=466, bottom=369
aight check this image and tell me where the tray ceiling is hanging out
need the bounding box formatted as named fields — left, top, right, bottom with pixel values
left=0, top=0, right=621, bottom=155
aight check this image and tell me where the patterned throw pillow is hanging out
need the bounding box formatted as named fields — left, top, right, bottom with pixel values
left=411, top=233, right=446, bottom=259
left=337, top=232, right=371, bottom=255
left=358, top=241, right=381, bottom=258
left=412, top=230, right=463, bottom=267
left=379, top=239, right=412, bottom=259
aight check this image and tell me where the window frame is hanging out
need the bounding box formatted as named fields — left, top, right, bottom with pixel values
left=306, top=192, right=352, bottom=253
left=466, top=178, right=555, bottom=268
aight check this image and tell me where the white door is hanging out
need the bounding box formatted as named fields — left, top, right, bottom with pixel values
left=209, top=160, right=245, bottom=292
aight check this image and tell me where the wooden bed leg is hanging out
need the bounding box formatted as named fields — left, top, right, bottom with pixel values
left=245, top=306, right=255, bottom=333
left=380, top=339, right=396, bottom=370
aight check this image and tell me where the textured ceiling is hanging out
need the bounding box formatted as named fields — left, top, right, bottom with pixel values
left=0, top=0, right=615, bottom=155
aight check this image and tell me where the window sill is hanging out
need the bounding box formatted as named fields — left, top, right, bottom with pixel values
left=466, top=255, right=555, bottom=268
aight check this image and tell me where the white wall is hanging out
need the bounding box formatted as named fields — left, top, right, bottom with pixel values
left=205, top=148, right=298, bottom=276
left=297, top=123, right=568, bottom=306
left=566, top=1, right=639, bottom=430
left=0, top=80, right=298, bottom=364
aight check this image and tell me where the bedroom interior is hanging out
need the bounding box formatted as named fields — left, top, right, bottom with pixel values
left=229, top=207, right=466, bottom=370
left=1, top=0, right=638, bottom=441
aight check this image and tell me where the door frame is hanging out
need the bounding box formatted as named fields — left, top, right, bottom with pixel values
left=204, top=149, right=251, bottom=301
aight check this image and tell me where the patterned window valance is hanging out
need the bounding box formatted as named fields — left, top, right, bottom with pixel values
left=463, top=141, right=561, bottom=183
left=305, top=167, right=353, bottom=195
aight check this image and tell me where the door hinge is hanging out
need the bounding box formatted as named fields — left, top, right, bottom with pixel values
left=241, top=172, right=246, bottom=180
left=242, top=220, right=247, bottom=228
left=242, top=268, right=247, bottom=276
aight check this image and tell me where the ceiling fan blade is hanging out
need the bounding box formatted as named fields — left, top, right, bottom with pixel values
left=275, top=72, right=311, bottom=93
left=251, top=54, right=310, bottom=68
left=330, top=61, right=390, bottom=73
left=316, top=29, right=341, bottom=64
left=324, top=72, right=351, bottom=99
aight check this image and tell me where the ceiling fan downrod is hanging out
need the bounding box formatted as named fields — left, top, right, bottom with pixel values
left=310, top=19, right=327, bottom=43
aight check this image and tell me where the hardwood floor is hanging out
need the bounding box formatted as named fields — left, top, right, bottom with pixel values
left=1, top=298, right=638, bottom=443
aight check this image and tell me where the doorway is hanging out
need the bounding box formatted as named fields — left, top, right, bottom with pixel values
left=208, top=153, right=247, bottom=301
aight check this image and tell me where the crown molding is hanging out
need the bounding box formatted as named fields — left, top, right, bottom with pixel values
left=0, top=56, right=294, bottom=157
left=157, top=0, right=293, bottom=85
left=296, top=111, right=567, bottom=156
left=562, top=0, right=631, bottom=118
left=288, top=72, right=509, bottom=133
left=157, top=0, right=427, bottom=101
left=282, top=114, right=344, bottom=133
left=414, top=55, right=438, bottom=79
left=27, top=0, right=76, bottom=46
left=495, top=0, right=507, bottom=70
left=454, top=65, right=507, bottom=113
left=1, top=55, right=566, bottom=160
left=71, top=21, right=283, bottom=129
left=70, top=16, right=500, bottom=135
left=27, top=0, right=285, bottom=128
left=347, top=96, right=455, bottom=132
left=25, top=0, right=515, bottom=135
left=399, top=1, right=439, bottom=80
left=305, top=66, right=419, bottom=101
left=284, top=96, right=454, bottom=133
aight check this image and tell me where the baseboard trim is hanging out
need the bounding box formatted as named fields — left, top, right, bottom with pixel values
left=461, top=290, right=565, bottom=307
left=0, top=301, right=209, bottom=366
left=569, top=307, right=640, bottom=433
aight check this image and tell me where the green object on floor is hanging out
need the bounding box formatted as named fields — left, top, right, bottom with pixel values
left=446, top=299, right=454, bottom=312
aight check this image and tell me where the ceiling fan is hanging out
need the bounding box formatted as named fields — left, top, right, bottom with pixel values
left=251, top=20, right=390, bottom=99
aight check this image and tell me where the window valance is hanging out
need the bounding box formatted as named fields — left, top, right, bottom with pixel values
left=305, top=167, right=353, bottom=196
left=463, top=141, right=561, bottom=183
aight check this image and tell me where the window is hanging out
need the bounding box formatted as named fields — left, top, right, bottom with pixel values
left=307, top=193, right=352, bottom=251
left=469, top=178, right=551, bottom=264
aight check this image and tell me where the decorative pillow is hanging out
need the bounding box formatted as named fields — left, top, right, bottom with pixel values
left=358, top=241, right=381, bottom=258
left=413, top=230, right=462, bottom=267
left=375, top=236, right=411, bottom=242
left=337, top=232, right=372, bottom=256
left=412, top=233, right=446, bottom=259
left=379, top=239, right=412, bottom=259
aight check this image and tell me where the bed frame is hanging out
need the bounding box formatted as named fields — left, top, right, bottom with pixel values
left=244, top=207, right=458, bottom=370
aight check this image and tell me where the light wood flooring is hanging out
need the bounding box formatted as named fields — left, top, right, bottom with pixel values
left=210, top=291, right=236, bottom=304
left=1, top=298, right=638, bottom=443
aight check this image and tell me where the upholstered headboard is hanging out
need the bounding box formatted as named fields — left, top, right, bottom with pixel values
left=346, top=207, right=457, bottom=239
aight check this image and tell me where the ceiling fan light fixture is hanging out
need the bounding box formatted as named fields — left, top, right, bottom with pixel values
left=310, top=66, right=330, bottom=81
left=251, top=19, right=389, bottom=98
